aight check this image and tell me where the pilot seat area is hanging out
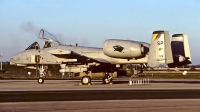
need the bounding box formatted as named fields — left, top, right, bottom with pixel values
left=25, top=42, right=40, bottom=50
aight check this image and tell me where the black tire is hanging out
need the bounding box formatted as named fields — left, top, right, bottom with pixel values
left=102, top=74, right=112, bottom=84
left=38, top=77, right=44, bottom=84
left=81, top=76, right=91, bottom=85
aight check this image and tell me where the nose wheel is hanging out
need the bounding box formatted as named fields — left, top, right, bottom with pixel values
left=38, top=77, right=44, bottom=84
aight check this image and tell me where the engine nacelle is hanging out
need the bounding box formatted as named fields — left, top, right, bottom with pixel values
left=103, top=39, right=145, bottom=59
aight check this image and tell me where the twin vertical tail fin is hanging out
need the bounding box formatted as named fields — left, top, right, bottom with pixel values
left=148, top=31, right=173, bottom=67
left=167, top=34, right=192, bottom=67
left=148, top=31, right=192, bottom=68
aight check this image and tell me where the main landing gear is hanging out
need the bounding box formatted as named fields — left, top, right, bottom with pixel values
left=102, top=73, right=113, bottom=84
left=80, top=71, right=92, bottom=85
left=81, top=76, right=92, bottom=85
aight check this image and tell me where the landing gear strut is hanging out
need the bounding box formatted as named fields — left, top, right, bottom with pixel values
left=138, top=64, right=144, bottom=77
left=37, top=65, right=48, bottom=84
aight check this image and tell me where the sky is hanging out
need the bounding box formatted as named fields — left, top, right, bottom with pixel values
left=0, top=0, right=200, bottom=64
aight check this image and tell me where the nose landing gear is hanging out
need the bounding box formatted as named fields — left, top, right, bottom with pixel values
left=37, top=65, right=48, bottom=84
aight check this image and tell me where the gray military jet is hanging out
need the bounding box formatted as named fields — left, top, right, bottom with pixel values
left=10, top=29, right=192, bottom=84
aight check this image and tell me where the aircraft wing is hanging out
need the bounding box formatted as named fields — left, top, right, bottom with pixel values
left=48, top=49, right=109, bottom=64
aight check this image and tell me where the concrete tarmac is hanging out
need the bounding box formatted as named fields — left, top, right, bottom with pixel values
left=1, top=78, right=200, bottom=111
left=1, top=78, right=200, bottom=91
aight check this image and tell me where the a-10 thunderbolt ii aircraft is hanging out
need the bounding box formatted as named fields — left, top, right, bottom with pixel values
left=10, top=29, right=191, bottom=85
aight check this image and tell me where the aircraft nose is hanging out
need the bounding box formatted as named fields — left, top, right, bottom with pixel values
left=10, top=55, right=18, bottom=65
left=10, top=57, right=16, bottom=65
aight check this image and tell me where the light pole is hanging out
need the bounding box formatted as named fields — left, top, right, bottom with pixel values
left=0, top=51, right=3, bottom=73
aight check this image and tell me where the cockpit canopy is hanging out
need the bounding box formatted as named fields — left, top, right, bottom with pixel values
left=25, top=42, right=40, bottom=50
left=38, top=29, right=61, bottom=45
left=25, top=29, right=62, bottom=50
